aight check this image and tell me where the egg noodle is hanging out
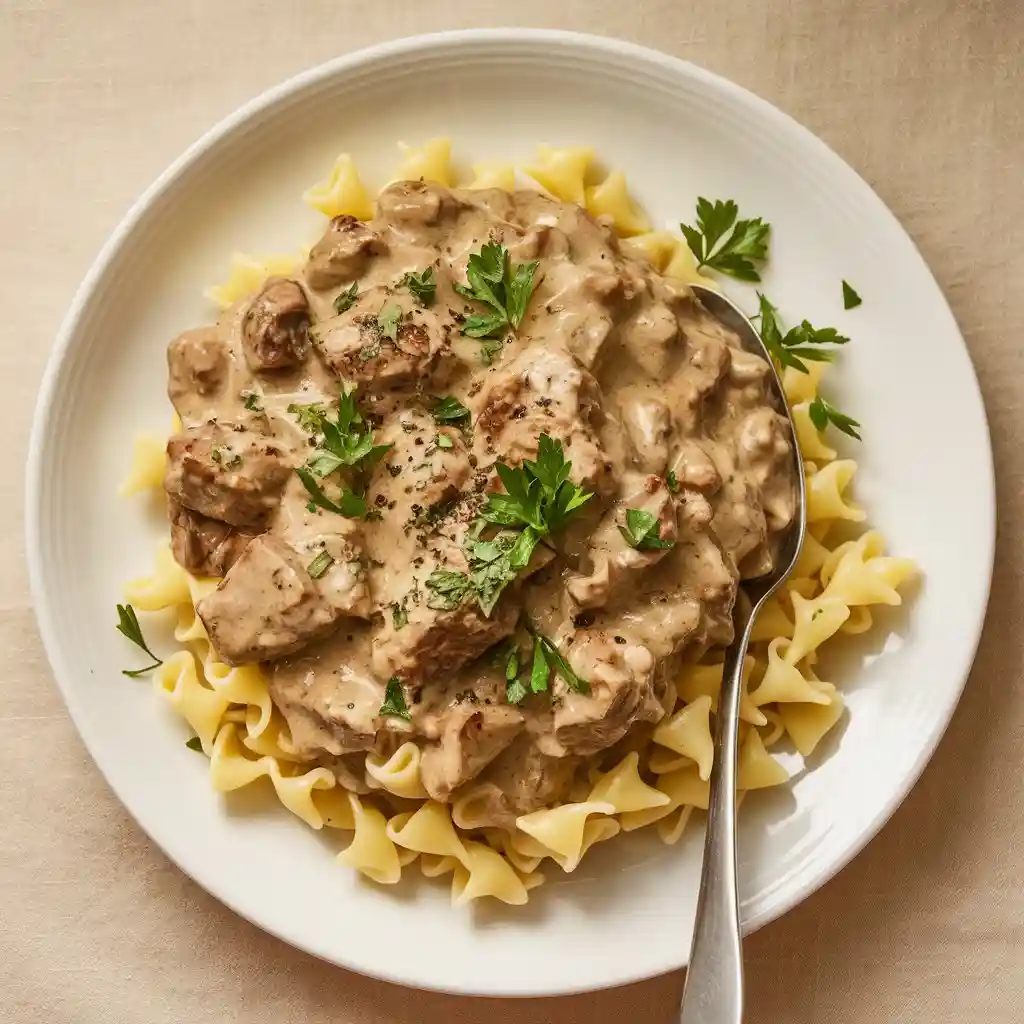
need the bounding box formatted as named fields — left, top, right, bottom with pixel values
left=120, top=139, right=916, bottom=905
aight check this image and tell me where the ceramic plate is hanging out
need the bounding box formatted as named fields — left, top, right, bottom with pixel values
left=26, top=29, right=994, bottom=996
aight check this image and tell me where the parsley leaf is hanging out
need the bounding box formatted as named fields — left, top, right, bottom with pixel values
left=808, top=396, right=862, bottom=440
left=842, top=280, right=862, bottom=310
left=666, top=470, right=679, bottom=493
left=333, top=282, right=359, bottom=314
left=455, top=241, right=539, bottom=351
left=288, top=402, right=327, bottom=433
left=435, top=434, right=454, bottom=450
left=115, top=603, right=163, bottom=677
left=377, top=302, right=402, bottom=341
left=756, top=294, right=849, bottom=374
left=307, top=550, right=334, bottom=579
left=296, top=468, right=367, bottom=518
left=618, top=508, right=674, bottom=551
left=240, top=390, right=263, bottom=412
left=537, top=635, right=589, bottom=694
left=402, top=267, right=436, bottom=306
left=425, top=569, right=472, bottom=610
left=432, top=396, right=471, bottom=426
left=391, top=602, right=408, bottom=630
left=303, top=390, right=392, bottom=478
left=530, top=636, right=550, bottom=693
left=185, top=736, right=204, bottom=753
left=680, top=198, right=771, bottom=282
left=477, top=336, right=505, bottom=366
left=506, top=677, right=529, bottom=705
left=379, top=677, right=411, bottom=720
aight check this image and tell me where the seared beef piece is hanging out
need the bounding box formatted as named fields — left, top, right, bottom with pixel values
left=376, top=180, right=461, bottom=226
left=241, top=277, right=310, bottom=372
left=551, top=632, right=664, bottom=756
left=168, top=500, right=254, bottom=577
left=198, top=535, right=344, bottom=664
left=476, top=345, right=612, bottom=493
left=167, top=327, right=230, bottom=419
left=164, top=423, right=290, bottom=528
left=419, top=704, right=524, bottom=802
left=314, top=291, right=447, bottom=388
left=305, top=215, right=386, bottom=290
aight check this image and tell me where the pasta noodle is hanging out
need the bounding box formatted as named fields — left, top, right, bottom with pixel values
left=116, top=141, right=917, bottom=904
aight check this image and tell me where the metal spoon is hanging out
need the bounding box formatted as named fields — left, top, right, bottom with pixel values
left=678, top=285, right=807, bottom=1024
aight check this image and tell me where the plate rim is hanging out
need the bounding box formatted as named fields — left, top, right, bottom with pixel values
left=25, top=27, right=997, bottom=996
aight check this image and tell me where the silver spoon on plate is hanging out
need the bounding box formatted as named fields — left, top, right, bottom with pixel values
left=678, top=284, right=807, bottom=1024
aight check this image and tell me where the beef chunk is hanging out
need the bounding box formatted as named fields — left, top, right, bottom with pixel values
left=241, top=277, right=310, bottom=372
left=476, top=345, right=612, bottom=493
left=168, top=500, right=254, bottom=577
left=198, top=535, right=345, bottom=664
left=164, top=424, right=290, bottom=527
left=315, top=291, right=446, bottom=387
left=305, top=215, right=386, bottom=290
left=376, top=180, right=458, bottom=226
left=552, top=633, right=664, bottom=756
left=420, top=704, right=524, bottom=802
left=167, top=327, right=230, bottom=419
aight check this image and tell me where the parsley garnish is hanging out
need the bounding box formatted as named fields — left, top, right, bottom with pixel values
left=376, top=302, right=402, bottom=341
left=432, top=396, right=470, bottom=426
left=619, top=508, right=675, bottom=551
left=379, top=677, right=411, bottom=720
left=808, top=396, right=861, bottom=440
left=391, top=602, right=408, bottom=630
left=435, top=434, right=453, bottom=450
left=756, top=294, right=849, bottom=374
left=402, top=267, right=436, bottom=306
left=680, top=198, right=770, bottom=282
left=240, top=390, right=263, bottom=412
left=302, top=390, right=392, bottom=478
left=842, top=280, right=862, bottom=310
left=454, top=242, right=539, bottom=349
left=288, top=402, right=327, bottom=433
left=333, top=282, right=359, bottom=314
left=307, top=550, right=335, bottom=579
left=666, top=470, right=679, bottom=493
left=530, top=637, right=550, bottom=693
left=185, top=736, right=204, bottom=752
left=115, top=603, right=163, bottom=677
left=425, top=569, right=472, bottom=610
left=296, top=468, right=367, bottom=518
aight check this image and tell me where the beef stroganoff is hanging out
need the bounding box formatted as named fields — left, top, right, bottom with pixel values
left=119, top=140, right=916, bottom=905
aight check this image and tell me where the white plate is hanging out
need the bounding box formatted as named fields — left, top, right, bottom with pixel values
left=26, top=30, right=994, bottom=996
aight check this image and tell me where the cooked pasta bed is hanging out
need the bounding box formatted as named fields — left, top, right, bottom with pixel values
left=119, top=139, right=916, bottom=905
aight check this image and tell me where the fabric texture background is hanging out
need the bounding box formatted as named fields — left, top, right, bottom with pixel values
left=1, top=1, right=1021, bottom=1021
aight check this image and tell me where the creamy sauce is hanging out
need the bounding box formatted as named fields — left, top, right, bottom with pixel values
left=163, top=180, right=796, bottom=826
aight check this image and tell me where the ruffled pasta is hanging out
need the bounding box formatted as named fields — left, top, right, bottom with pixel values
left=584, top=171, right=650, bottom=236
left=302, top=152, right=374, bottom=220
left=204, top=252, right=302, bottom=309
left=119, top=433, right=166, bottom=496
left=524, top=145, right=593, bottom=204
left=393, top=137, right=452, bottom=186
left=466, top=161, right=516, bottom=191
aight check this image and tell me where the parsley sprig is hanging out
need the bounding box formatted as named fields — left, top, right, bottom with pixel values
left=504, top=629, right=590, bottom=704
left=756, top=294, right=849, bottom=374
left=619, top=508, right=674, bottom=551
left=116, top=603, right=162, bottom=677
left=432, top=395, right=470, bottom=426
left=680, top=198, right=770, bottom=282
left=333, top=282, right=359, bottom=314
left=378, top=677, right=411, bottom=720
left=402, top=267, right=436, bottom=306
left=376, top=302, right=402, bottom=341
left=808, top=396, right=862, bottom=440
left=455, top=241, right=539, bottom=344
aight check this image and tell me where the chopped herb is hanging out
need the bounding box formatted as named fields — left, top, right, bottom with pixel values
left=379, top=677, right=411, bottom=720
left=755, top=293, right=849, bottom=374
left=307, top=550, right=335, bottom=579
left=376, top=302, right=402, bottom=341
left=808, top=395, right=862, bottom=440
left=436, top=434, right=454, bottom=450
left=115, top=603, right=163, bottom=677
left=478, top=336, right=505, bottom=365
left=210, top=446, right=222, bottom=464
left=296, top=468, right=367, bottom=518
left=536, top=634, right=589, bottom=694
left=466, top=530, right=536, bottom=615
left=288, top=402, right=327, bottom=433
left=506, top=677, right=529, bottom=705
left=301, top=390, right=392, bottom=479
left=504, top=644, right=520, bottom=682
left=842, top=280, right=862, bottom=310
left=530, top=636, right=550, bottom=693
left=454, top=241, right=539, bottom=342
left=425, top=569, right=472, bottom=610
left=619, top=508, right=675, bottom=551
left=401, top=267, right=436, bottom=306
left=240, top=390, right=263, bottom=412
left=432, top=395, right=471, bottom=426
left=333, top=282, right=359, bottom=314
left=391, top=602, right=409, bottom=630
left=680, top=198, right=770, bottom=281
left=185, top=736, right=204, bottom=752
left=666, top=470, right=679, bottom=493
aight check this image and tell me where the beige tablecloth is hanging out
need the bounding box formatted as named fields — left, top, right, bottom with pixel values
left=2, top=1, right=1022, bottom=1021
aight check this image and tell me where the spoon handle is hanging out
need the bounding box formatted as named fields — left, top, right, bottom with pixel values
left=679, top=604, right=754, bottom=1024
